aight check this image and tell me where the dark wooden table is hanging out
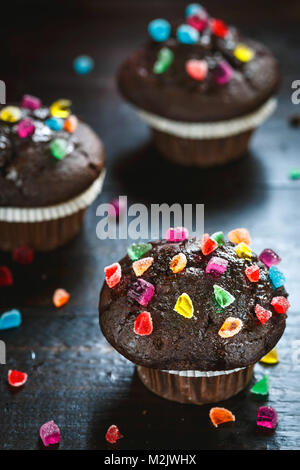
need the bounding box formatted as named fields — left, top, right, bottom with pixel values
left=0, top=0, right=300, bottom=450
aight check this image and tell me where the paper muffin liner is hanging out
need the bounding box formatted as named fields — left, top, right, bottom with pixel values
left=137, top=364, right=254, bottom=405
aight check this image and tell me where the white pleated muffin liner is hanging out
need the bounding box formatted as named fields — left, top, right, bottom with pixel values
left=137, top=97, right=277, bottom=139
left=0, top=169, right=106, bottom=223
left=162, top=367, right=246, bottom=377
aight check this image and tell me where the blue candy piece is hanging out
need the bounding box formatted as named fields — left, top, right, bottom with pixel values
left=148, top=19, right=171, bottom=42
left=185, top=3, right=203, bottom=17
left=0, top=309, right=21, bottom=330
left=45, top=117, right=64, bottom=131
left=73, top=55, right=94, bottom=75
left=177, top=24, right=199, bottom=44
left=269, top=266, right=286, bottom=289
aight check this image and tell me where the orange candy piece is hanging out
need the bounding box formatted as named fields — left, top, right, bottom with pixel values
left=132, top=257, right=154, bottom=276
left=209, top=407, right=235, bottom=428
left=53, top=288, right=70, bottom=308
left=169, top=253, right=187, bottom=273
left=218, top=317, right=243, bottom=338
left=228, top=228, right=251, bottom=246
left=64, top=115, right=78, bottom=133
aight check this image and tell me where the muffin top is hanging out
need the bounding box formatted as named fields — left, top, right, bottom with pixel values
left=0, top=96, right=105, bottom=208
left=99, top=229, right=288, bottom=371
left=118, top=5, right=279, bottom=122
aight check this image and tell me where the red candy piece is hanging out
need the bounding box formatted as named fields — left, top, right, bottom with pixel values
left=105, top=425, right=123, bottom=444
left=134, top=311, right=153, bottom=336
left=8, top=370, right=28, bottom=387
left=186, top=59, right=208, bottom=81
left=255, top=304, right=272, bottom=325
left=12, top=245, right=35, bottom=265
left=245, top=265, right=260, bottom=282
left=0, top=266, right=13, bottom=287
left=187, top=14, right=208, bottom=32
left=210, top=18, right=229, bottom=38
left=271, top=296, right=290, bottom=314
left=200, top=233, right=218, bottom=256
left=104, top=262, right=122, bottom=288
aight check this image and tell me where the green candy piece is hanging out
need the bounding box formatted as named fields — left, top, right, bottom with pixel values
left=289, top=168, right=300, bottom=180
left=250, top=375, right=269, bottom=396
left=213, top=284, right=235, bottom=308
left=127, top=243, right=152, bottom=261
left=50, top=138, right=68, bottom=160
left=153, top=47, right=174, bottom=74
left=211, top=231, right=225, bottom=246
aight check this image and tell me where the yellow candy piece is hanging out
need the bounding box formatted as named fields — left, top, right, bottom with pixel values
left=234, top=44, right=254, bottom=63
left=174, top=293, right=194, bottom=319
left=169, top=253, right=187, bottom=274
left=260, top=348, right=279, bottom=365
left=235, top=242, right=252, bottom=260
left=132, top=257, right=154, bottom=277
left=50, top=99, right=71, bottom=118
left=0, top=106, right=21, bottom=123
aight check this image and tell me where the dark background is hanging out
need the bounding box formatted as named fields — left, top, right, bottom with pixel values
left=0, top=0, right=300, bottom=450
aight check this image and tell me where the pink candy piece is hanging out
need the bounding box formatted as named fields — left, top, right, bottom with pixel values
left=187, top=14, right=208, bottom=32
left=259, top=249, right=281, bottom=268
left=21, top=94, right=41, bottom=110
left=257, top=406, right=278, bottom=430
left=40, top=420, right=60, bottom=447
left=104, top=262, right=122, bottom=288
left=17, top=118, right=35, bottom=138
left=108, top=197, right=126, bottom=217
left=166, top=227, right=189, bottom=242
left=214, top=60, right=234, bottom=85
left=205, top=256, right=228, bottom=276
left=128, top=278, right=155, bottom=306
left=186, top=59, right=208, bottom=81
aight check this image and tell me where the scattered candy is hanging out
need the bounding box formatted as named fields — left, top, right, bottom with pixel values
left=8, top=370, right=28, bottom=388
left=250, top=375, right=269, bottom=396
left=185, top=3, right=204, bottom=17
left=228, top=228, right=251, bottom=245
left=200, top=233, right=218, bottom=256
left=0, top=309, right=21, bottom=330
left=245, top=265, right=260, bottom=282
left=169, top=253, right=187, bottom=273
left=53, top=288, right=70, bottom=308
left=104, top=263, right=122, bottom=288
left=209, top=407, right=235, bottom=428
left=234, top=44, right=254, bottom=63
left=257, top=406, right=278, bottom=430
left=271, top=296, right=290, bottom=314
left=105, top=425, right=123, bottom=444
left=259, top=248, right=281, bottom=268
left=206, top=257, right=228, bottom=276
left=50, top=138, right=68, bottom=160
left=134, top=311, right=153, bottom=336
left=185, top=59, right=208, bottom=81
left=108, top=198, right=127, bottom=218
left=73, top=55, right=94, bottom=75
left=17, top=118, right=35, bottom=138
left=0, top=106, right=21, bottom=123
left=255, top=304, right=272, bottom=325
left=210, top=18, right=229, bottom=38
left=12, top=245, right=34, bottom=265
left=127, top=243, right=152, bottom=261
left=45, top=117, right=64, bottom=131
left=50, top=99, right=71, bottom=118
left=132, top=257, right=154, bottom=276
left=128, top=279, right=155, bottom=306
left=174, top=293, right=194, bottom=318
left=64, top=115, right=78, bottom=133
left=213, top=60, right=234, bottom=85
left=177, top=24, right=199, bottom=44
left=148, top=19, right=171, bottom=42
left=187, top=14, right=208, bottom=32
left=234, top=242, right=252, bottom=260
left=153, top=47, right=174, bottom=74
left=211, top=231, right=225, bottom=246
left=166, top=227, right=189, bottom=243
left=0, top=266, right=13, bottom=287
left=21, top=94, right=41, bottom=110
left=260, top=348, right=278, bottom=365
left=289, top=168, right=300, bottom=180
left=218, top=317, right=243, bottom=338
left=213, top=285, right=235, bottom=308
left=269, top=266, right=285, bottom=289
left=40, top=421, right=61, bottom=447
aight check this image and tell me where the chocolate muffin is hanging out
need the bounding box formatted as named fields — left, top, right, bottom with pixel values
left=118, top=4, right=279, bottom=166
left=99, top=229, right=289, bottom=404
left=0, top=96, right=105, bottom=251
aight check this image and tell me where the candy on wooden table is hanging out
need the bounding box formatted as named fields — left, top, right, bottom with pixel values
left=174, top=293, right=194, bottom=318
left=53, top=288, right=70, bottom=308
left=50, top=99, right=71, bottom=118
left=218, top=317, right=243, bottom=338
left=17, top=118, right=35, bottom=138
left=13, top=245, right=34, bottom=265
left=128, top=279, right=155, bottom=306
left=177, top=24, right=199, bottom=44
left=0, top=106, right=21, bottom=123
left=132, top=257, right=154, bottom=276
left=73, top=55, right=94, bottom=75
left=21, top=94, right=41, bottom=110
left=64, top=115, right=78, bottom=133
left=228, top=227, right=251, bottom=245
left=105, top=425, right=123, bottom=444
left=234, top=44, right=254, bottom=63
left=127, top=243, right=152, bottom=261
left=0, top=310, right=21, bottom=330
left=104, top=263, right=122, bottom=288
left=185, top=3, right=204, bottom=17
left=210, top=18, right=229, bottom=38
left=269, top=266, right=285, bottom=289
left=250, top=375, right=269, bottom=396
left=200, top=233, right=218, bottom=256
left=255, top=304, right=272, bottom=325
left=148, top=19, right=171, bottom=42
left=8, top=370, right=28, bottom=387
left=206, top=257, right=228, bottom=276
left=134, top=311, right=153, bottom=336
left=271, top=296, right=290, bottom=314
left=213, top=284, right=235, bottom=308
left=50, top=138, right=68, bottom=160
left=185, top=59, right=208, bottom=81
left=40, top=421, right=61, bottom=447
left=187, top=14, right=208, bottom=32
left=45, top=117, right=64, bottom=131
left=289, top=168, right=300, bottom=180
left=169, top=253, right=187, bottom=273
left=257, top=406, right=278, bottom=430
left=260, top=348, right=278, bottom=364
left=0, top=266, right=13, bottom=287
left=245, top=265, right=260, bottom=282
left=211, top=231, right=225, bottom=246
left=166, top=227, right=189, bottom=242
left=153, top=47, right=174, bottom=74
left=209, top=407, right=235, bottom=427
left=213, top=60, right=233, bottom=85
left=259, top=248, right=281, bottom=268
left=234, top=242, right=252, bottom=260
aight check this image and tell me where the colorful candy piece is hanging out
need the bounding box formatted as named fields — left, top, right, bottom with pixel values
left=255, top=304, right=272, bottom=325
left=206, top=257, right=228, bottom=276
left=213, top=285, right=235, bottom=308
left=127, top=243, right=152, bottom=261
left=259, top=248, right=281, bottom=268
left=177, top=24, right=199, bottom=44
left=200, top=233, right=218, bottom=256
left=289, top=168, right=300, bottom=180
left=169, top=253, right=187, bottom=273
left=185, top=3, right=204, bottom=17
left=209, top=407, right=235, bottom=428
left=218, top=317, right=243, bottom=338
left=128, top=279, right=155, bottom=306
left=174, top=293, right=194, bottom=318
left=250, top=375, right=269, bottom=396
left=0, top=106, right=21, bottom=123
left=50, top=138, right=68, bottom=160
left=134, top=311, right=153, bottom=336
left=257, top=406, right=278, bottom=430
left=228, top=228, right=251, bottom=245
left=235, top=242, right=252, bottom=260
left=108, top=198, right=127, bottom=217
left=166, top=227, right=189, bottom=242
left=245, top=265, right=260, bottom=282
left=269, top=266, right=285, bottom=289
left=148, top=19, right=171, bottom=42
left=105, top=425, right=123, bottom=444
left=73, top=55, right=94, bottom=75
left=211, top=231, right=225, bottom=246
left=271, top=296, right=290, bottom=314
left=50, top=99, right=71, bottom=118
left=64, top=115, right=78, bottom=133
left=132, top=257, right=154, bottom=276
left=17, top=118, right=35, bottom=138
left=187, top=14, right=208, bottom=32
left=185, top=59, right=208, bottom=81
left=8, top=370, right=28, bottom=388
left=213, top=60, right=234, bottom=85
left=234, top=44, right=254, bottom=63
left=40, top=421, right=61, bottom=447
left=21, top=94, right=41, bottom=110
left=153, top=47, right=174, bottom=74
left=12, top=246, right=34, bottom=265
left=0, top=310, right=21, bottom=330
left=53, top=288, right=70, bottom=307
left=210, top=18, right=229, bottom=38
left=45, top=117, right=64, bottom=131
left=104, top=263, right=122, bottom=288
left=0, top=266, right=13, bottom=287
left=260, top=348, right=278, bottom=365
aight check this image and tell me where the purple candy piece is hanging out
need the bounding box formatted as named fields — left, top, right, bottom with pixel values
left=40, top=420, right=60, bottom=447
left=259, top=248, right=281, bottom=268
left=257, top=406, right=278, bottom=430
left=128, top=278, right=155, bottom=306
left=166, top=227, right=189, bottom=242
left=21, top=94, right=41, bottom=110
left=214, top=60, right=233, bottom=85
left=17, top=118, right=35, bottom=138
left=205, top=256, right=228, bottom=276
